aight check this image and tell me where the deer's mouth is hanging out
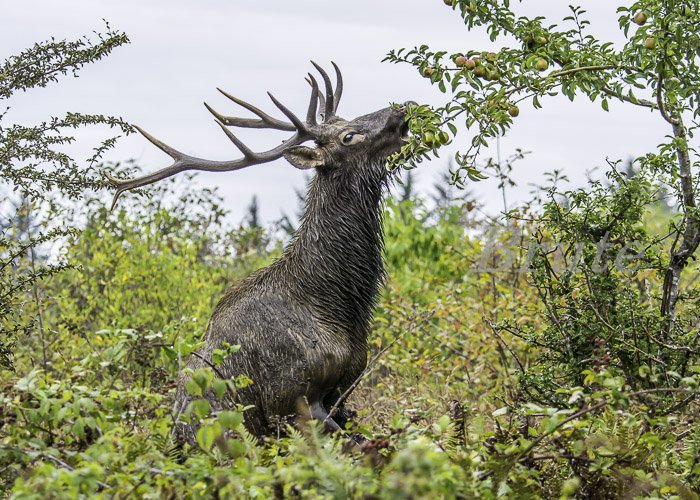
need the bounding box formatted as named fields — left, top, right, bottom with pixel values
left=399, top=122, right=410, bottom=142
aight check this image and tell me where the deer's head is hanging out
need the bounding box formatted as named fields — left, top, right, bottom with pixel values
left=106, top=62, right=410, bottom=209
left=283, top=103, right=410, bottom=172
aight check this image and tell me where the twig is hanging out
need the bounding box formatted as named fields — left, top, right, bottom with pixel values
left=600, top=83, right=656, bottom=110
left=658, top=394, right=696, bottom=417
left=479, top=387, right=700, bottom=480
left=325, top=308, right=436, bottom=423
left=484, top=318, right=525, bottom=374
left=547, top=64, right=617, bottom=80
left=150, top=342, right=228, bottom=381
left=655, top=70, right=679, bottom=126
left=26, top=199, right=49, bottom=373
left=41, top=453, right=110, bottom=491
left=510, top=401, right=608, bottom=469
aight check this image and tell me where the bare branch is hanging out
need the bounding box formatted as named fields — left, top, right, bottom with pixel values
left=660, top=113, right=700, bottom=324
left=655, top=71, right=680, bottom=126
left=599, top=84, right=657, bottom=109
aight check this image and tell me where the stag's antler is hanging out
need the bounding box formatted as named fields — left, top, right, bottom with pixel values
left=105, top=61, right=343, bottom=210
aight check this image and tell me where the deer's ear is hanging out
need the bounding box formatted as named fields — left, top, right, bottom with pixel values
left=284, top=146, right=325, bottom=170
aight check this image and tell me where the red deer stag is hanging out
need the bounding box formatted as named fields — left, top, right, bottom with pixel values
left=106, top=62, right=411, bottom=439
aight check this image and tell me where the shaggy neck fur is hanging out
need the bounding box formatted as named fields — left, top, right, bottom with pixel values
left=280, top=159, right=386, bottom=338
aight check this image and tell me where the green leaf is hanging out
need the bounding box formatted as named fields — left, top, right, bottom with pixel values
left=185, top=378, right=202, bottom=397
left=437, top=415, right=452, bottom=432
left=212, top=379, right=227, bottom=400
left=224, top=439, right=247, bottom=458
left=492, top=407, right=508, bottom=417
left=219, top=410, right=243, bottom=430
left=73, top=419, right=85, bottom=439
left=192, top=399, right=211, bottom=419
left=196, top=425, right=216, bottom=452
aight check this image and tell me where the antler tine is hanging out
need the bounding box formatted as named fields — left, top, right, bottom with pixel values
left=305, top=73, right=320, bottom=126
left=331, top=61, right=343, bottom=114
left=317, top=92, right=327, bottom=122
left=103, top=125, right=193, bottom=210
left=214, top=119, right=256, bottom=159
left=132, top=124, right=180, bottom=159
left=214, top=88, right=296, bottom=131
left=106, top=63, right=334, bottom=208
left=310, top=61, right=335, bottom=119
left=104, top=164, right=192, bottom=212
left=104, top=171, right=134, bottom=211
left=267, top=92, right=308, bottom=132
left=106, top=124, right=311, bottom=209
left=204, top=102, right=275, bottom=131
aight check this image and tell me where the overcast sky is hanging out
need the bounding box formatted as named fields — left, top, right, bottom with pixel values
left=3, top=1, right=670, bottom=225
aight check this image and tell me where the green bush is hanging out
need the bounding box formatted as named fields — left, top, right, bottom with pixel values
left=5, top=2, right=700, bottom=496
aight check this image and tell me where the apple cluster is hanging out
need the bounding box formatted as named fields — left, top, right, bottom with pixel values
left=453, top=51, right=502, bottom=81
left=493, top=99, right=521, bottom=117
left=633, top=10, right=656, bottom=49
left=453, top=50, right=549, bottom=80
left=422, top=129, right=450, bottom=147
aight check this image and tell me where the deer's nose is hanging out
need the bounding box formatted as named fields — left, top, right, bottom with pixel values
left=394, top=101, right=417, bottom=112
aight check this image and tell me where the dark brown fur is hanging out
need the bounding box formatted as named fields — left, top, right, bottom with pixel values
left=174, top=105, right=410, bottom=438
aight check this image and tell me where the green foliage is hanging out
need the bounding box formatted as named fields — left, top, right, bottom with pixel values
left=0, top=177, right=278, bottom=496
left=25, top=170, right=274, bottom=376
left=3, top=171, right=699, bottom=497
left=1, top=23, right=131, bottom=368
left=5, top=4, right=700, bottom=497
left=388, top=0, right=700, bottom=342
left=389, top=1, right=700, bottom=181
left=383, top=1, right=700, bottom=495
left=384, top=197, right=468, bottom=291
left=517, top=166, right=694, bottom=395
left=0, top=184, right=501, bottom=497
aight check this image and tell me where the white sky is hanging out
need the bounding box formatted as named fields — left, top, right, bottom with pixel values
left=2, top=1, right=670, bottom=225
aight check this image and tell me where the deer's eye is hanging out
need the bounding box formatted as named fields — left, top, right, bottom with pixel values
left=340, top=131, right=364, bottom=145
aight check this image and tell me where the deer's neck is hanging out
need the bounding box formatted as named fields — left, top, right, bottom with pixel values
left=283, top=161, right=386, bottom=336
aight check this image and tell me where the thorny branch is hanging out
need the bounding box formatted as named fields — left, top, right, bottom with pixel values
left=479, top=388, right=700, bottom=480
